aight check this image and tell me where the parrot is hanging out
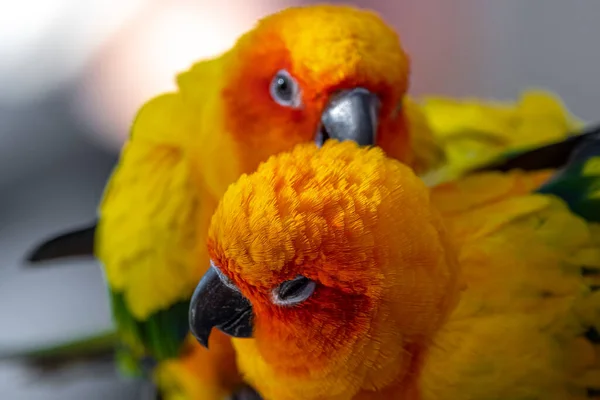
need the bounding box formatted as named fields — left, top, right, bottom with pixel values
left=189, top=134, right=600, bottom=400
left=21, top=4, right=448, bottom=399
left=19, top=4, right=586, bottom=400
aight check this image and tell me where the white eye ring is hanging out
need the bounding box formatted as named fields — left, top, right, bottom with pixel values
left=269, top=69, right=302, bottom=108
left=210, top=259, right=240, bottom=293
left=271, top=275, right=316, bottom=307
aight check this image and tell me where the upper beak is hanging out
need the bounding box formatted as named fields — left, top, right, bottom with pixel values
left=318, top=88, right=381, bottom=147
left=189, top=265, right=254, bottom=348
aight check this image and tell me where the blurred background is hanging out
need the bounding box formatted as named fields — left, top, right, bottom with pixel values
left=0, top=0, right=598, bottom=398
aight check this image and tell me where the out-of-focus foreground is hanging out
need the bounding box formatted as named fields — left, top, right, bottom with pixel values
left=0, top=1, right=598, bottom=399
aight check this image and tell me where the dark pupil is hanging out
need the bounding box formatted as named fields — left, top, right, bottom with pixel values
left=278, top=277, right=309, bottom=299
left=276, top=76, right=293, bottom=100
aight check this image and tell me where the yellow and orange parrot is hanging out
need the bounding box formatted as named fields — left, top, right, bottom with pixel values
left=22, top=4, right=585, bottom=400
left=190, top=134, right=600, bottom=399
left=25, top=4, right=447, bottom=399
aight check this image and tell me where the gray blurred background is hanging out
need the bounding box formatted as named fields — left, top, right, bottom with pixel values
left=0, top=0, right=598, bottom=398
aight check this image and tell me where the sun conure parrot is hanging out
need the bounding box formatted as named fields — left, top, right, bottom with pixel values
left=21, top=4, right=448, bottom=399
left=189, top=132, right=600, bottom=400
left=19, top=5, right=587, bottom=400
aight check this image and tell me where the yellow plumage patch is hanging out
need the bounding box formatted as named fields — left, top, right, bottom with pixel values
left=403, top=96, right=447, bottom=174
left=583, top=156, right=600, bottom=177
left=421, top=177, right=600, bottom=399
left=97, top=69, right=238, bottom=320
left=420, top=89, right=583, bottom=185
left=97, top=93, right=216, bottom=320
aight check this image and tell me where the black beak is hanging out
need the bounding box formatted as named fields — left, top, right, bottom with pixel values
left=189, top=265, right=254, bottom=348
left=318, top=88, right=381, bottom=147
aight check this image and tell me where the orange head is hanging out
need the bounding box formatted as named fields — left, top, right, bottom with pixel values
left=219, top=5, right=413, bottom=173
left=190, top=141, right=461, bottom=399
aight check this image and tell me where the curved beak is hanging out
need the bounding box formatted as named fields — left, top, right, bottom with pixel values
left=189, top=265, right=254, bottom=348
left=318, top=88, right=381, bottom=147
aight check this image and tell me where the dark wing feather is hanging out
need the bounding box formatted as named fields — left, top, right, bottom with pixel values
left=26, top=221, right=97, bottom=263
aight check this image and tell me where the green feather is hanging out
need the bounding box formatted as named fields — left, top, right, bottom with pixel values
left=536, top=153, right=600, bottom=223
left=474, top=123, right=600, bottom=223
left=110, top=291, right=190, bottom=363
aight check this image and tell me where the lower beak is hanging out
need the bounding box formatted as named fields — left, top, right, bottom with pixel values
left=318, top=88, right=381, bottom=147
left=189, top=265, right=254, bottom=348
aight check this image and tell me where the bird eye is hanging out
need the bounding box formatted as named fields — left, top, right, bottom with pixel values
left=269, top=69, right=302, bottom=108
left=272, top=275, right=316, bottom=306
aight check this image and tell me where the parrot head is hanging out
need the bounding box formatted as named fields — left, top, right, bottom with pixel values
left=189, top=141, right=462, bottom=399
left=195, top=5, right=418, bottom=176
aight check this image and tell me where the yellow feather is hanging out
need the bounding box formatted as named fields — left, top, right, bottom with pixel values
left=97, top=89, right=225, bottom=319
left=403, top=96, right=446, bottom=175
left=421, top=179, right=600, bottom=399
left=419, top=89, right=583, bottom=186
